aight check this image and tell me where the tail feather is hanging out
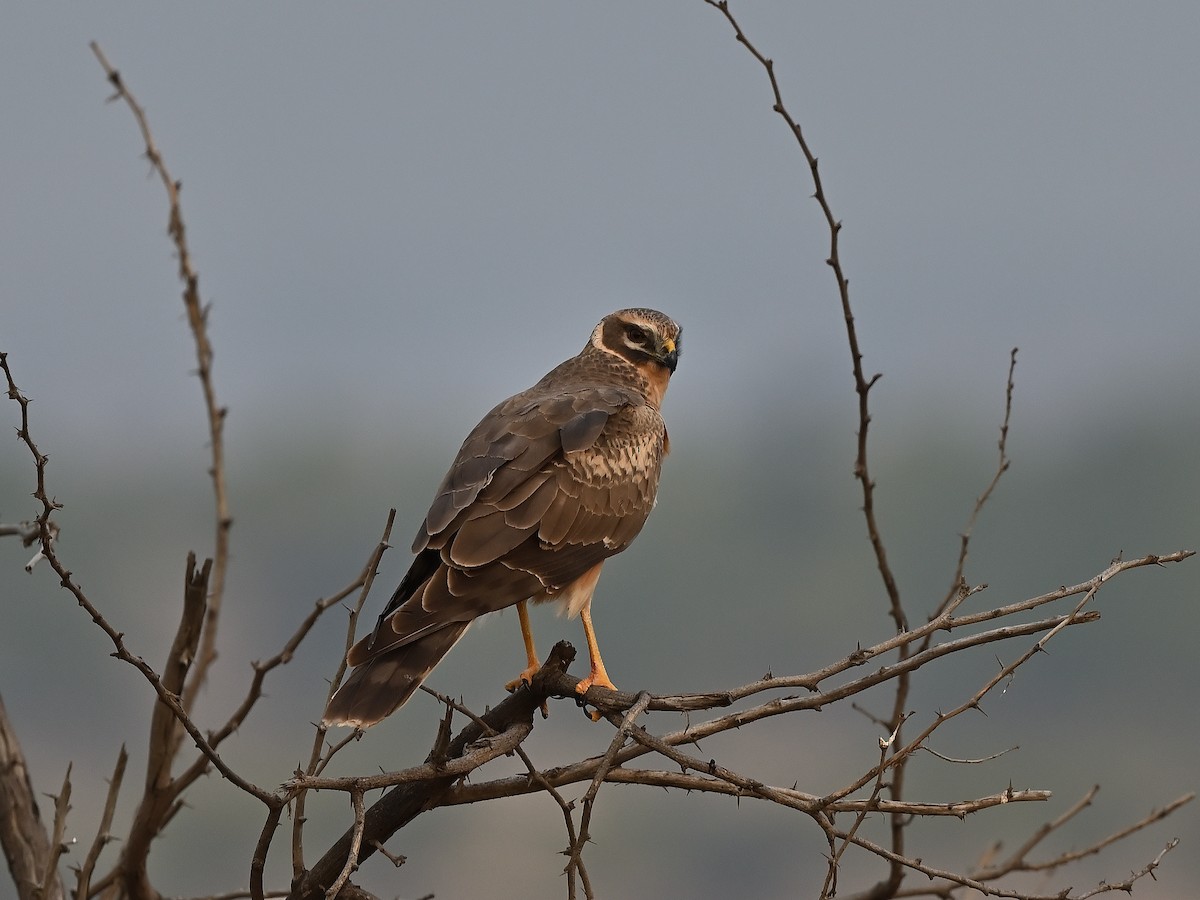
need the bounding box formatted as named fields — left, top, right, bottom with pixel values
left=322, top=622, right=470, bottom=728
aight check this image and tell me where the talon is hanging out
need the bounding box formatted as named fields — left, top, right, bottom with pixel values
left=575, top=669, right=616, bottom=723
left=574, top=672, right=617, bottom=695
left=504, top=664, right=539, bottom=693
left=504, top=665, right=550, bottom=717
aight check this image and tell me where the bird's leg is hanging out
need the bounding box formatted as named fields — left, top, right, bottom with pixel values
left=575, top=598, right=617, bottom=694
left=504, top=600, right=540, bottom=691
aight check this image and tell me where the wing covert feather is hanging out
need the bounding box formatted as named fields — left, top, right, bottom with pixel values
left=365, top=383, right=663, bottom=674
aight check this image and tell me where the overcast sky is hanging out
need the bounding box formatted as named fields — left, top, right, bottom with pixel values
left=3, top=3, right=1198, bottom=468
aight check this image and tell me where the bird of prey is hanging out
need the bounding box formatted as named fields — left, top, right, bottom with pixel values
left=323, top=308, right=681, bottom=727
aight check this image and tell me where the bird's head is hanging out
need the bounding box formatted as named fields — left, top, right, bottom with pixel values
left=592, top=308, right=682, bottom=375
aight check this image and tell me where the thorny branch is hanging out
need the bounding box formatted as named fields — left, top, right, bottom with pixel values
left=699, top=5, right=1089, bottom=899
left=290, top=510, right=396, bottom=882
left=89, top=40, right=231, bottom=714
left=564, top=692, right=653, bottom=899
left=0, top=44, right=390, bottom=900
left=700, top=3, right=922, bottom=892
left=3, top=352, right=285, bottom=900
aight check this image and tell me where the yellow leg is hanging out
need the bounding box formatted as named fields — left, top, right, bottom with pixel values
left=575, top=600, right=617, bottom=694
left=504, top=600, right=540, bottom=691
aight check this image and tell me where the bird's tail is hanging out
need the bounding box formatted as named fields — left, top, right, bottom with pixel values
left=322, top=622, right=470, bottom=728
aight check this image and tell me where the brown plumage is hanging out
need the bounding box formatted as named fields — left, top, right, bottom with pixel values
left=323, top=308, right=681, bottom=727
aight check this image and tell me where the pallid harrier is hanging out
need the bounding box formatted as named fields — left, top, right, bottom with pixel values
left=323, top=308, right=681, bottom=727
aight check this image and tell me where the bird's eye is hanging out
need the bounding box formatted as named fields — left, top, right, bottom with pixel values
left=624, top=325, right=647, bottom=346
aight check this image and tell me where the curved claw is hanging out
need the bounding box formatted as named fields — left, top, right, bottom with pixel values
left=504, top=664, right=539, bottom=693
left=575, top=670, right=617, bottom=722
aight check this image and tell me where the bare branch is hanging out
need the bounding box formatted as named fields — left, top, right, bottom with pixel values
left=291, top=642, right=578, bottom=900
left=323, top=511, right=398, bottom=707
left=565, top=692, right=652, bottom=896
left=941, top=348, right=1019, bottom=612
left=976, top=788, right=1195, bottom=881
left=516, top=743, right=591, bottom=900
left=40, top=765, right=71, bottom=900
left=88, top=40, right=232, bottom=715
left=0, top=694, right=61, bottom=900
left=703, top=0, right=900, bottom=629
left=251, top=804, right=286, bottom=900
left=157, top=555, right=210, bottom=765
left=919, top=744, right=1017, bottom=765
left=324, top=790, right=366, bottom=900
left=118, top=556, right=211, bottom=894
left=0, top=355, right=277, bottom=812
left=287, top=720, right=531, bottom=795
left=587, top=769, right=1051, bottom=818
left=74, top=745, right=127, bottom=900
left=291, top=511, right=396, bottom=878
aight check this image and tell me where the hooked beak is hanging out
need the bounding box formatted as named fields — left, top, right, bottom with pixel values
left=658, top=337, right=679, bottom=373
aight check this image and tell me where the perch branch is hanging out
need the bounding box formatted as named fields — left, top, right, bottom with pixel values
left=290, top=642, right=577, bottom=900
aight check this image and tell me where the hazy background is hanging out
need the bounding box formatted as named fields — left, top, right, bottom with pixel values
left=2, top=4, right=1197, bottom=898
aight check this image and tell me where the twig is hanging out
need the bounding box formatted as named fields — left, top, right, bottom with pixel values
left=367, top=842, right=405, bottom=868
left=40, top=765, right=72, bottom=900
left=324, top=511, right=398, bottom=705
left=919, top=744, right=1017, bottom=765
left=515, top=742, right=590, bottom=900
left=822, top=715, right=911, bottom=899
left=941, top=348, right=1018, bottom=612
left=702, top=0, right=901, bottom=629
left=250, top=803, right=286, bottom=900
left=981, top=790, right=1194, bottom=880
left=566, top=693, right=652, bottom=897
left=74, top=745, right=128, bottom=900
left=290, top=510, right=395, bottom=877
left=325, top=790, right=366, bottom=900
left=576, top=770, right=1051, bottom=818
left=88, top=40, right=232, bottom=716
left=1, top=353, right=276, bottom=808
